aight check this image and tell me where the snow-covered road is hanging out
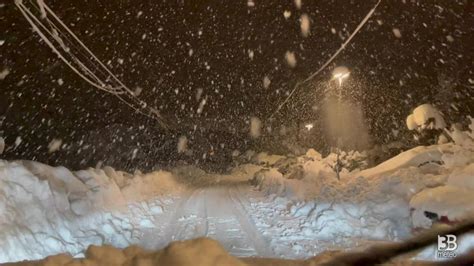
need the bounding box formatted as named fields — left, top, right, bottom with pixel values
left=1, top=137, right=474, bottom=263
left=138, top=182, right=388, bottom=260
left=135, top=184, right=275, bottom=257
left=140, top=185, right=274, bottom=257
left=0, top=160, right=293, bottom=262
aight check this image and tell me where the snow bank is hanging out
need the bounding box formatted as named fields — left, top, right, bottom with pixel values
left=447, top=162, right=474, bottom=188
left=251, top=139, right=474, bottom=258
left=410, top=162, right=474, bottom=229
left=406, top=135, right=474, bottom=232
left=355, top=144, right=453, bottom=178
left=0, top=160, right=182, bottom=263
left=410, top=185, right=474, bottom=227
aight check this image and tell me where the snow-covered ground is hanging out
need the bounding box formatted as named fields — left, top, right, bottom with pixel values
left=1, top=128, right=473, bottom=264
left=249, top=143, right=474, bottom=260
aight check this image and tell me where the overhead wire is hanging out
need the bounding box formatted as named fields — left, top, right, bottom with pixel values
left=269, top=0, right=382, bottom=119
left=15, top=0, right=168, bottom=128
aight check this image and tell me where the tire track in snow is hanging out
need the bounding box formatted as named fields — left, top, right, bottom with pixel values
left=141, top=188, right=207, bottom=248
left=165, top=188, right=209, bottom=242
left=141, top=185, right=274, bottom=257
left=200, top=187, right=259, bottom=257
left=227, top=186, right=275, bottom=257
left=176, top=189, right=209, bottom=240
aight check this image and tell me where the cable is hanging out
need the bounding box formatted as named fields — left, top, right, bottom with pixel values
left=15, top=0, right=168, bottom=128
left=269, top=0, right=382, bottom=119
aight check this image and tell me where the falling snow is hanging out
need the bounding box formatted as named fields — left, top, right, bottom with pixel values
left=392, top=28, right=402, bottom=38
left=1, top=0, right=473, bottom=264
left=300, top=14, right=310, bottom=37
left=285, top=51, right=297, bottom=68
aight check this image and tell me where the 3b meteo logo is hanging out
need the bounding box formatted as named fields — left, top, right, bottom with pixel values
left=437, top=235, right=457, bottom=258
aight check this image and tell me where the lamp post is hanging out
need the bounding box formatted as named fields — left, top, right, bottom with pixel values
left=330, top=66, right=350, bottom=180
left=332, top=66, right=350, bottom=99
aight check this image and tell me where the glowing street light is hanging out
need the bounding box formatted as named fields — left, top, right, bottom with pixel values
left=332, top=66, right=350, bottom=86
left=330, top=66, right=350, bottom=181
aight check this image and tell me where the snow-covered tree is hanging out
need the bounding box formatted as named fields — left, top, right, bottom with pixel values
left=406, top=104, right=446, bottom=131
left=406, top=104, right=447, bottom=145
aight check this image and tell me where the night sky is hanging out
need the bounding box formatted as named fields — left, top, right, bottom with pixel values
left=1, top=0, right=473, bottom=172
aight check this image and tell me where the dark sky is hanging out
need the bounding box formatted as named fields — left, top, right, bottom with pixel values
left=1, top=0, right=473, bottom=171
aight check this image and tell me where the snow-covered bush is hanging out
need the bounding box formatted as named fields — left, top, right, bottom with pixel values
left=444, top=117, right=474, bottom=146
left=306, top=149, right=368, bottom=176
left=406, top=104, right=446, bottom=131
left=336, top=150, right=369, bottom=172
left=447, top=124, right=473, bottom=145
left=406, top=104, right=447, bottom=144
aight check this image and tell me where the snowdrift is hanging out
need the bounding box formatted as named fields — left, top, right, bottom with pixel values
left=0, top=160, right=182, bottom=263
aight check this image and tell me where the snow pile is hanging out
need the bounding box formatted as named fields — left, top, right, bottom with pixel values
left=355, top=144, right=444, bottom=178
left=408, top=134, right=474, bottom=232
left=410, top=185, right=474, bottom=227
left=410, top=162, right=474, bottom=229
left=447, top=163, right=474, bottom=189
left=0, top=160, right=182, bottom=263
left=254, top=142, right=473, bottom=206
left=249, top=139, right=474, bottom=258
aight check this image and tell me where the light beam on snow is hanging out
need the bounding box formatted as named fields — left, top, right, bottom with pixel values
left=269, top=0, right=382, bottom=119
left=14, top=0, right=168, bottom=128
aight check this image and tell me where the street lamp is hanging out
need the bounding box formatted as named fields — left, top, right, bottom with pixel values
left=332, top=66, right=350, bottom=86
left=330, top=66, right=350, bottom=180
